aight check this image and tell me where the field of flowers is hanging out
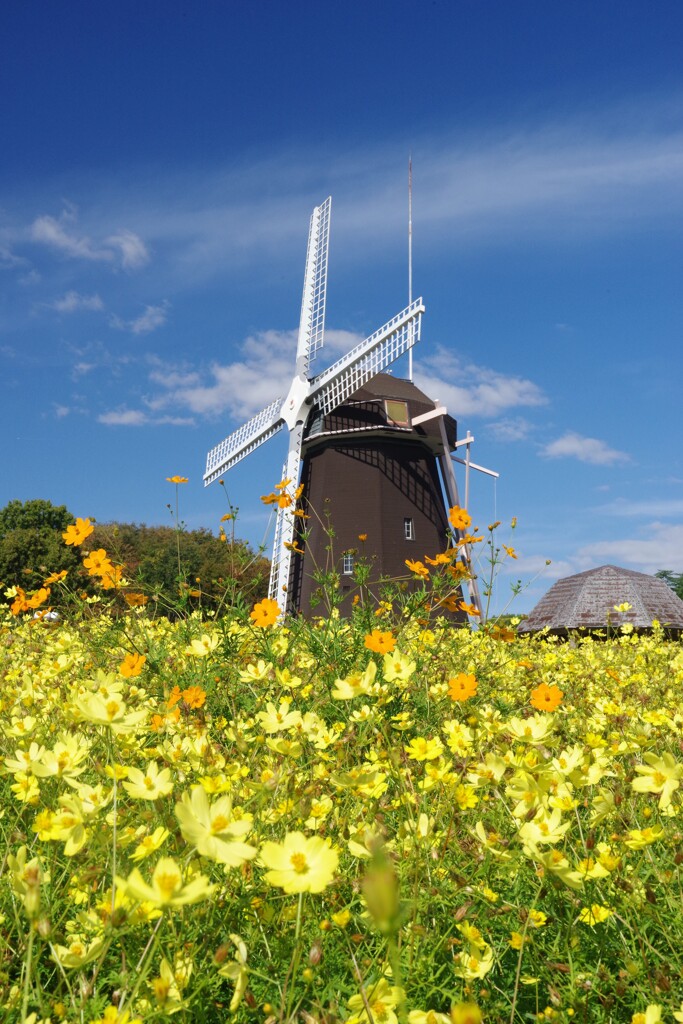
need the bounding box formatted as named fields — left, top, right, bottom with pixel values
left=2, top=508, right=683, bottom=1024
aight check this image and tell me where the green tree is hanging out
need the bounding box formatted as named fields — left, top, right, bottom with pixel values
left=655, top=569, right=683, bottom=601
left=0, top=499, right=81, bottom=595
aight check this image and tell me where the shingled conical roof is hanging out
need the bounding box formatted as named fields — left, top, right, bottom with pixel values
left=518, top=564, right=683, bottom=636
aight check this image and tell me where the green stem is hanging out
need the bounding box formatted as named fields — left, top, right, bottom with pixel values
left=21, top=922, right=35, bottom=1022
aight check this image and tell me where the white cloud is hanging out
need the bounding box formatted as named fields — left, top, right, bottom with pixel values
left=577, top=523, right=683, bottom=574
left=146, top=326, right=368, bottom=422
left=486, top=417, right=534, bottom=442
left=111, top=302, right=169, bottom=335
left=54, top=404, right=70, bottom=419
left=51, top=290, right=104, bottom=313
left=414, top=348, right=547, bottom=419
left=105, top=230, right=149, bottom=269
left=541, top=431, right=630, bottom=466
left=595, top=497, right=683, bottom=518
left=98, top=409, right=149, bottom=426
left=30, top=210, right=148, bottom=270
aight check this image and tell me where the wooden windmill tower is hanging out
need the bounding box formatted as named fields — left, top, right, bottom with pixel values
left=204, top=197, right=480, bottom=616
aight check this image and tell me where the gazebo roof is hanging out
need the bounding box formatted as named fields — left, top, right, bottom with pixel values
left=518, top=564, right=683, bottom=635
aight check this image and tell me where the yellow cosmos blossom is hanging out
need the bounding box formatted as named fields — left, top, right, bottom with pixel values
left=347, top=978, right=405, bottom=1024
left=184, top=632, right=220, bottom=657
left=175, top=786, right=257, bottom=866
left=623, top=825, right=665, bottom=849
left=260, top=831, right=338, bottom=893
left=632, top=751, right=683, bottom=809
left=405, top=736, right=444, bottom=761
left=130, top=826, right=170, bottom=861
left=631, top=1008, right=662, bottom=1024
left=118, top=857, right=215, bottom=907
left=256, top=699, right=303, bottom=732
left=52, top=933, right=105, bottom=968
left=122, top=761, right=174, bottom=800
left=577, top=904, right=614, bottom=926
left=331, top=661, right=377, bottom=700
left=76, top=692, right=148, bottom=734
left=217, top=934, right=249, bottom=1013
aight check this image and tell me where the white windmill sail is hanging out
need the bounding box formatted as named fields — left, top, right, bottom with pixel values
left=204, top=195, right=424, bottom=612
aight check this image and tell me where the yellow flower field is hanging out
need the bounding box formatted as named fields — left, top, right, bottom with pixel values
left=2, top=518, right=683, bottom=1023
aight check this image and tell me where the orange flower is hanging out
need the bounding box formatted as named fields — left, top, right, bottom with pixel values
left=10, top=588, right=31, bottom=616
left=364, top=630, right=396, bottom=654
left=166, top=476, right=188, bottom=484
left=83, top=549, right=112, bottom=576
left=62, top=517, right=94, bottom=546
left=503, top=545, right=518, bottom=559
left=182, top=686, right=206, bottom=709
left=168, top=686, right=183, bottom=708
left=43, top=569, right=68, bottom=585
left=124, top=592, right=149, bottom=607
left=27, top=587, right=50, bottom=609
left=119, top=653, right=146, bottom=678
left=530, top=682, right=563, bottom=712
left=448, top=506, right=472, bottom=531
left=405, top=559, right=429, bottom=578
left=459, top=600, right=480, bottom=617
left=358, top=534, right=368, bottom=542
left=448, top=673, right=478, bottom=702
left=249, top=597, right=281, bottom=628
left=99, top=565, right=124, bottom=590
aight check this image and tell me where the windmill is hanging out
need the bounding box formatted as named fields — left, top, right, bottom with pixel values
left=204, top=196, right=480, bottom=616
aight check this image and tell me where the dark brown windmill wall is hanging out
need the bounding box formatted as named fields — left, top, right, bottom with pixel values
left=291, top=438, right=454, bottom=614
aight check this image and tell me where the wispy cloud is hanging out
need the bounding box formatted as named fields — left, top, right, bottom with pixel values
left=486, top=417, right=535, bottom=442
left=595, top=497, right=683, bottom=518
left=30, top=209, right=149, bottom=269
left=577, top=522, right=683, bottom=574
left=111, top=302, right=169, bottom=335
left=414, top=348, right=547, bottom=419
left=541, top=431, right=630, bottom=466
left=51, top=291, right=104, bottom=313
left=98, top=407, right=194, bottom=427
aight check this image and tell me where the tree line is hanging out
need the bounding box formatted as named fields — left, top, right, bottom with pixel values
left=0, top=499, right=270, bottom=616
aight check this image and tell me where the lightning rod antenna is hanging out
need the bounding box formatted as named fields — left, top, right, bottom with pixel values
left=408, top=154, right=413, bottom=382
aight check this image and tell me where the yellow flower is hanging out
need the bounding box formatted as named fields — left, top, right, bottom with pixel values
left=347, top=978, right=404, bottom=1024
left=405, top=736, right=444, bottom=761
left=118, top=857, right=215, bottom=907
left=166, top=475, right=189, bottom=483
left=62, top=517, right=94, bottom=545
left=122, top=761, right=174, bottom=800
left=631, top=1006, right=662, bottom=1024
left=184, top=632, right=220, bottom=657
left=130, top=826, right=170, bottom=861
left=623, top=825, right=665, bottom=849
left=260, top=831, right=338, bottom=894
left=578, top=904, right=614, bottom=926
left=632, top=752, right=683, bottom=809
left=331, top=661, right=377, bottom=700
left=175, top=786, right=257, bottom=866
left=217, top=934, right=249, bottom=1013
left=250, top=597, right=281, bottom=627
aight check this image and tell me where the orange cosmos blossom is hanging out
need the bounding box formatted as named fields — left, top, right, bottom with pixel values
left=448, top=673, right=478, bottom=702
left=405, top=559, right=429, bottom=578
left=83, top=549, right=113, bottom=576
left=166, top=476, right=188, bottom=484
left=182, top=685, right=206, bottom=709
left=43, top=569, right=68, bottom=586
left=119, top=653, right=147, bottom=678
left=364, top=629, right=396, bottom=654
left=530, top=682, right=564, bottom=712
left=448, top=506, right=472, bottom=531
left=62, top=517, right=94, bottom=546
left=249, top=597, right=281, bottom=627
left=459, top=600, right=480, bottom=617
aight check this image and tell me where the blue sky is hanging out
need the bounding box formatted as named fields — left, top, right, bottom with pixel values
left=2, top=0, right=682, bottom=613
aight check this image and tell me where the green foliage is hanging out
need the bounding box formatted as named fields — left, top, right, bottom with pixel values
left=90, top=521, right=270, bottom=615
left=0, top=499, right=80, bottom=593
left=655, top=569, right=683, bottom=601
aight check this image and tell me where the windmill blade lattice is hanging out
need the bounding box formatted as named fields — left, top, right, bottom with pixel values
left=204, top=397, right=284, bottom=485
left=312, top=298, right=424, bottom=416
left=268, top=422, right=305, bottom=602
left=296, top=196, right=331, bottom=378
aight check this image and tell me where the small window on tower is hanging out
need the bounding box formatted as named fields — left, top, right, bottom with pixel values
left=404, top=517, right=415, bottom=541
left=385, top=400, right=411, bottom=427
left=342, top=552, right=355, bottom=575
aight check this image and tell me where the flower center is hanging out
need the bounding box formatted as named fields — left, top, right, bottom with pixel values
left=290, top=852, right=308, bottom=874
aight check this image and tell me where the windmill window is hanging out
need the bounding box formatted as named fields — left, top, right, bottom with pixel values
left=404, top=517, right=415, bottom=541
left=384, top=400, right=411, bottom=427
left=342, top=553, right=355, bottom=575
